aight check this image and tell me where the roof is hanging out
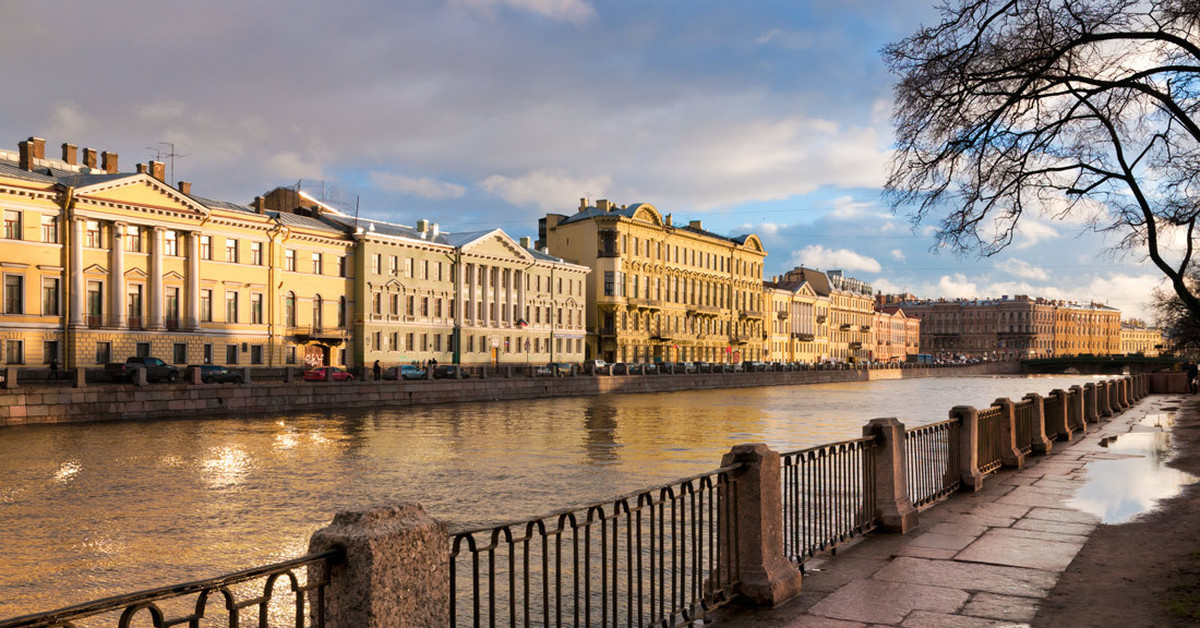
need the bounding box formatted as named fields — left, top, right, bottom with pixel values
left=556, top=202, right=761, bottom=249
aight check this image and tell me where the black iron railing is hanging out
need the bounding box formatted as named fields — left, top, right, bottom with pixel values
left=781, top=436, right=879, bottom=566
left=448, top=466, right=741, bottom=627
left=976, top=406, right=1004, bottom=474
left=904, top=419, right=961, bottom=508
left=0, top=549, right=344, bottom=628
left=1014, top=399, right=1036, bottom=454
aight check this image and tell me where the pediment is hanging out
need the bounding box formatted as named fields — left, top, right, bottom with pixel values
left=75, top=174, right=210, bottom=220
left=83, top=263, right=108, bottom=275
left=460, top=230, right=534, bottom=262
left=163, top=270, right=185, bottom=281
left=124, top=267, right=148, bottom=279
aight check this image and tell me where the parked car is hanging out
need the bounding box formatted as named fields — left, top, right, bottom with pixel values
left=303, top=366, right=354, bottom=382
left=105, top=357, right=180, bottom=383
left=548, top=362, right=574, bottom=376
left=584, top=359, right=608, bottom=374
left=383, top=365, right=427, bottom=380
left=610, top=362, right=629, bottom=375
left=433, top=365, right=470, bottom=379
left=534, top=365, right=554, bottom=376
left=189, top=364, right=243, bottom=384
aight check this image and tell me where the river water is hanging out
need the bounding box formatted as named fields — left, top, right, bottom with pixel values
left=0, top=374, right=1105, bottom=618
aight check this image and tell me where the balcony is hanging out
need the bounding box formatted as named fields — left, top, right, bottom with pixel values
left=816, top=314, right=827, bottom=323
left=290, top=325, right=350, bottom=345
left=628, top=298, right=662, bottom=311
left=86, top=315, right=106, bottom=329
left=687, top=305, right=722, bottom=318
left=792, top=332, right=815, bottom=342
left=739, top=310, right=764, bottom=321
left=840, top=323, right=852, bottom=331
left=599, top=326, right=617, bottom=336
left=776, top=311, right=789, bottom=320
left=861, top=325, right=872, bottom=332
left=127, top=316, right=144, bottom=330
left=597, top=247, right=619, bottom=258
left=849, top=342, right=863, bottom=349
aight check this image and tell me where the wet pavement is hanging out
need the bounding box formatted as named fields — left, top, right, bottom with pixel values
left=714, top=394, right=1191, bottom=627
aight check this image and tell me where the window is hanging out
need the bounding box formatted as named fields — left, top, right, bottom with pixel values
left=41, top=215, right=58, bottom=243
left=406, top=295, right=415, bottom=316
left=203, top=344, right=213, bottom=364
left=4, top=275, right=23, bottom=314
left=133, top=342, right=150, bottom=359
left=372, top=254, right=381, bottom=275
left=251, top=241, right=263, bottom=265
left=311, top=252, right=323, bottom=275
left=420, top=333, right=428, bottom=351
left=4, top=210, right=21, bottom=239
left=250, top=293, right=263, bottom=324
left=406, top=332, right=414, bottom=351
left=389, top=294, right=399, bottom=316
left=95, top=341, right=111, bottom=364
left=391, top=332, right=399, bottom=351
left=160, top=229, right=178, bottom=256
left=312, top=295, right=323, bottom=330
left=603, top=271, right=624, bottom=297
left=338, top=297, right=347, bottom=327
left=373, top=331, right=382, bottom=350
left=86, top=281, right=103, bottom=324
left=226, top=344, right=239, bottom=365
left=422, top=260, right=429, bottom=279
left=200, top=235, right=212, bottom=260
left=389, top=256, right=398, bottom=275
left=250, top=345, right=263, bottom=365
left=86, top=221, right=102, bottom=248
left=124, top=225, right=142, bottom=252
left=434, top=334, right=442, bottom=352
left=285, top=249, right=296, bottom=271
left=127, top=285, right=143, bottom=328
left=420, top=297, right=429, bottom=317
left=42, top=278, right=59, bottom=316
left=286, top=346, right=297, bottom=364
left=225, top=291, right=238, bottom=323
left=284, top=292, right=296, bottom=327
left=173, top=343, right=188, bottom=364
left=405, top=257, right=414, bottom=278
left=372, top=292, right=382, bottom=315
left=225, top=238, right=238, bottom=263
left=338, top=256, right=347, bottom=277
left=200, top=289, right=213, bottom=323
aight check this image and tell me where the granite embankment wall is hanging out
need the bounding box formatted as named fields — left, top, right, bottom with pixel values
left=0, top=362, right=1020, bottom=428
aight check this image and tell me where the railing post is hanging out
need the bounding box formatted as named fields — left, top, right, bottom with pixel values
left=1068, top=386, right=1087, bottom=434
left=1083, top=383, right=1099, bottom=424
left=1097, top=381, right=1112, bottom=418
left=1048, top=389, right=1073, bottom=441
left=134, top=366, right=148, bottom=386
left=1108, top=380, right=1120, bottom=414
left=950, top=405, right=985, bottom=491
left=720, top=443, right=802, bottom=606
left=242, top=367, right=252, bottom=385
left=991, top=398, right=1025, bottom=469
left=308, top=503, right=449, bottom=628
left=863, top=418, right=918, bottom=532
left=284, top=367, right=294, bottom=383
left=1021, top=393, right=1052, bottom=455
left=73, top=367, right=87, bottom=388
left=1120, top=377, right=1131, bottom=409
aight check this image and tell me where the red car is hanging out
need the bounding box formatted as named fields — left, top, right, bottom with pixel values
left=303, top=366, right=354, bottom=382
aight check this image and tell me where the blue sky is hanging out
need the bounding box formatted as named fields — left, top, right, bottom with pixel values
left=0, top=0, right=1163, bottom=318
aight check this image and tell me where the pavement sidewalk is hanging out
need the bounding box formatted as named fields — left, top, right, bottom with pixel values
left=713, top=393, right=1184, bottom=628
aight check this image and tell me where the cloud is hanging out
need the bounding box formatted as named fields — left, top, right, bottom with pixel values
left=995, top=259, right=1049, bottom=281
left=788, top=245, right=882, bottom=274
left=47, top=103, right=87, bottom=139
left=890, top=249, right=906, bottom=262
left=1013, top=219, right=1061, bottom=249
left=264, top=151, right=324, bottom=180
left=452, top=0, right=596, bottom=24
left=480, top=169, right=611, bottom=211
left=937, top=274, right=979, bottom=297
left=739, top=222, right=786, bottom=235
left=369, top=171, right=466, bottom=200
left=756, top=29, right=780, bottom=44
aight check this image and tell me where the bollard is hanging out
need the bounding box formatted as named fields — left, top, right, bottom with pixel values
left=134, top=366, right=148, bottom=387
left=242, top=367, right=252, bottom=385
left=188, top=366, right=203, bottom=385
left=73, top=367, right=87, bottom=388
left=863, top=418, right=918, bottom=532
left=425, top=366, right=433, bottom=380
left=1067, top=386, right=1087, bottom=434
left=284, top=367, right=294, bottom=383
left=309, top=504, right=449, bottom=628
left=1048, top=389, right=1073, bottom=441
left=1021, top=393, right=1053, bottom=455
left=1097, top=381, right=1113, bottom=418
left=2, top=366, right=17, bottom=389
left=720, top=444, right=802, bottom=606
left=1119, top=377, right=1131, bottom=409
left=1083, top=383, right=1099, bottom=424
left=505, top=366, right=512, bottom=379
left=991, top=398, right=1025, bottom=469
left=950, top=405, right=985, bottom=491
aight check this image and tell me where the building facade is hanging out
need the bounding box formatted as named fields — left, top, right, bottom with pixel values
left=764, top=279, right=826, bottom=363
left=540, top=199, right=767, bottom=364
left=874, top=307, right=921, bottom=363
left=1119, top=321, right=1162, bottom=356
left=782, top=268, right=873, bottom=363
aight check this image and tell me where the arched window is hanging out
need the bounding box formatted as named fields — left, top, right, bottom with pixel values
left=312, top=295, right=323, bottom=331
left=285, top=292, right=296, bottom=328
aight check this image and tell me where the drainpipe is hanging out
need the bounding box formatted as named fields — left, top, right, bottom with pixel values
left=59, top=185, right=76, bottom=369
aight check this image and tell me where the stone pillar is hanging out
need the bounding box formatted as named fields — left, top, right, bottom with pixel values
left=110, top=222, right=126, bottom=327
left=720, top=444, right=802, bottom=606
left=1048, top=389, right=1073, bottom=441
left=326, top=367, right=334, bottom=382
left=1068, top=386, right=1087, bottom=434
left=1, top=367, right=16, bottom=389
left=73, top=367, right=87, bottom=388
left=505, top=366, right=512, bottom=378
left=492, top=267, right=502, bottom=328
left=1021, top=393, right=1052, bottom=455
left=516, top=269, right=526, bottom=323
left=1097, top=382, right=1112, bottom=418
left=133, top=366, right=148, bottom=386
left=863, top=418, right=918, bottom=532
left=68, top=218, right=84, bottom=327
left=504, top=268, right=513, bottom=325
left=148, top=227, right=164, bottom=329
left=284, top=368, right=294, bottom=383
left=308, top=504, right=449, bottom=628
left=1083, top=383, right=1099, bottom=424
left=241, top=367, right=252, bottom=385
left=479, top=265, right=490, bottom=326
left=188, top=366, right=202, bottom=384
left=991, top=398, right=1025, bottom=469
left=1120, top=377, right=1131, bottom=409
left=185, top=231, right=200, bottom=329
left=950, top=405, right=985, bottom=491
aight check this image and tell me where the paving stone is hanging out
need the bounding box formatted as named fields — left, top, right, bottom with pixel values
left=901, top=610, right=1029, bottom=627
left=894, top=545, right=960, bottom=560
left=800, top=557, right=890, bottom=593
left=939, top=513, right=1018, bottom=528
left=1011, top=517, right=1095, bottom=536
left=781, top=615, right=868, bottom=627
left=926, top=521, right=989, bottom=538
left=966, top=503, right=1030, bottom=520
left=985, top=526, right=1087, bottom=545
left=994, top=486, right=1076, bottom=509
left=1022, top=507, right=1100, bottom=524
left=871, top=557, right=1057, bottom=598
left=961, top=592, right=1039, bottom=623
left=955, top=529, right=1082, bottom=571
left=909, top=532, right=978, bottom=551
left=805, top=580, right=968, bottom=625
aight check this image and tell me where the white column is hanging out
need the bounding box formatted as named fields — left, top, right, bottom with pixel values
left=467, top=263, right=476, bottom=326
left=110, top=222, right=125, bottom=327
left=479, top=264, right=489, bottom=326
left=149, top=227, right=163, bottom=329
left=504, top=268, right=513, bottom=324
left=186, top=231, right=200, bottom=329
left=492, top=266, right=502, bottom=327
left=68, top=218, right=84, bottom=327
left=517, top=269, right=526, bottom=323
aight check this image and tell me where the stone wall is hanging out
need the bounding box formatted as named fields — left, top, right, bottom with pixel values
left=0, top=362, right=1020, bottom=428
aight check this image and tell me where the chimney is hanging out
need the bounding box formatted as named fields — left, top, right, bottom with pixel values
left=149, top=160, right=165, bottom=181
left=664, top=213, right=672, bottom=226
left=430, top=222, right=439, bottom=238
left=689, top=220, right=702, bottom=230
left=83, top=148, right=98, bottom=169
left=254, top=196, right=266, bottom=214
left=30, top=137, right=45, bottom=160
left=61, top=143, right=77, bottom=166
left=596, top=199, right=612, bottom=211
left=416, top=219, right=429, bottom=233
left=18, top=139, right=34, bottom=171
left=579, top=197, right=587, bottom=211
left=136, top=163, right=148, bottom=174
left=519, top=236, right=532, bottom=249
left=177, top=181, right=191, bottom=195
left=101, top=151, right=119, bottom=174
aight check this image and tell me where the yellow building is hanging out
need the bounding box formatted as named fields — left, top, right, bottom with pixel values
left=539, top=199, right=767, bottom=364
left=782, top=267, right=873, bottom=363
left=1054, top=302, right=1121, bottom=356
left=874, top=307, right=920, bottom=363
left=1119, top=320, right=1162, bottom=356
left=764, top=278, right=825, bottom=363
left=0, top=136, right=355, bottom=370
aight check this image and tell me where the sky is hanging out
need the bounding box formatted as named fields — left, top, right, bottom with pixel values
left=0, top=0, right=1166, bottom=319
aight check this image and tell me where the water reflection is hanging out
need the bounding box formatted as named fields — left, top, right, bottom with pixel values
left=1068, top=428, right=1198, bottom=524
left=0, top=374, right=1106, bottom=618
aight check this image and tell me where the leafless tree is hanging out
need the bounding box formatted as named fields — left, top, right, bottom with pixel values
left=1153, top=274, right=1200, bottom=354
left=885, top=0, right=1200, bottom=318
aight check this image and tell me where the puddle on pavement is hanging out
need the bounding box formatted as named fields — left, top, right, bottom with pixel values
left=1138, top=413, right=1176, bottom=429
left=1067, top=420, right=1198, bottom=524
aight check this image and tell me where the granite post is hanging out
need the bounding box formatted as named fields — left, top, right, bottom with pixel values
left=1068, top=386, right=1087, bottom=434
left=1048, top=389, right=1073, bottom=441
left=991, top=398, right=1025, bottom=469
left=1021, top=393, right=1053, bottom=455
left=1083, top=383, right=1099, bottom=424
left=950, top=405, right=985, bottom=491
left=73, top=367, right=87, bottom=388
left=863, top=418, right=918, bottom=532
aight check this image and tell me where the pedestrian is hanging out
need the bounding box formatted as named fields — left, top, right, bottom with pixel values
left=372, top=359, right=382, bottom=381
left=1188, top=361, right=1198, bottom=395
left=48, top=357, right=59, bottom=380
